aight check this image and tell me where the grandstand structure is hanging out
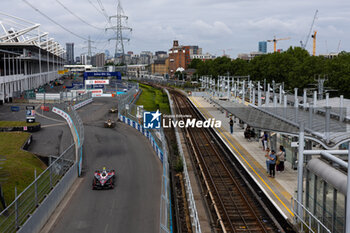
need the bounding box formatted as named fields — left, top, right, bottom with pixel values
left=0, top=12, right=65, bottom=104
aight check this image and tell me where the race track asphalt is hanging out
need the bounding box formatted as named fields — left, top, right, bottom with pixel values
left=48, top=98, right=162, bottom=233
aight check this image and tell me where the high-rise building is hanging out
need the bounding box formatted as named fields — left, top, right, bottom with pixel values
left=80, top=54, right=88, bottom=65
left=259, top=41, right=267, bottom=54
left=66, top=43, right=74, bottom=64
left=91, top=53, right=106, bottom=67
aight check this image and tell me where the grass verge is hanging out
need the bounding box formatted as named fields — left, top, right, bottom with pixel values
left=0, top=121, right=40, bottom=128
left=0, top=132, right=46, bottom=204
left=136, top=83, right=170, bottom=114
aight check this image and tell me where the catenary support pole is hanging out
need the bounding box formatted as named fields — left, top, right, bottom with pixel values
left=297, top=123, right=305, bottom=220
left=258, top=81, right=261, bottom=107
left=279, top=84, right=283, bottom=104
left=340, top=95, right=344, bottom=122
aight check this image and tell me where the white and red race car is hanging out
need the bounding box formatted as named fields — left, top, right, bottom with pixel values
left=92, top=167, right=116, bottom=190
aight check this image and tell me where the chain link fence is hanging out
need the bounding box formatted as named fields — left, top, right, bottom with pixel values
left=0, top=144, right=75, bottom=233
left=0, top=91, right=89, bottom=232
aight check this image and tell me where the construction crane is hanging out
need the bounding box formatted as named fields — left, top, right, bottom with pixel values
left=337, top=40, right=342, bottom=53
left=267, top=36, right=291, bottom=52
left=312, top=31, right=317, bottom=56
left=216, top=48, right=234, bottom=57
left=300, top=10, right=318, bottom=49
left=222, top=48, right=234, bottom=56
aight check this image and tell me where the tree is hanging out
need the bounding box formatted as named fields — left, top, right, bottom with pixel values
left=191, top=48, right=350, bottom=97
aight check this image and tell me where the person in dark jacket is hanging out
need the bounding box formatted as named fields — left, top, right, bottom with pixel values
left=269, top=150, right=277, bottom=178
left=276, top=145, right=285, bottom=172
left=229, top=117, right=234, bottom=134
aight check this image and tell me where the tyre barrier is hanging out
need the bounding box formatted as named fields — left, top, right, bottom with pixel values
left=22, top=134, right=33, bottom=150
left=0, top=124, right=41, bottom=132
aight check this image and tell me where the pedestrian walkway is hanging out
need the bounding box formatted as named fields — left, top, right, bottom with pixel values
left=189, top=96, right=298, bottom=221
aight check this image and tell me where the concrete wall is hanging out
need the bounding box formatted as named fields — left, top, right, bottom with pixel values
left=18, top=164, right=78, bottom=233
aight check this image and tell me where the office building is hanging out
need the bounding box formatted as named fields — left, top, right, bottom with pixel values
left=91, top=53, right=106, bottom=67
left=259, top=41, right=267, bottom=54
left=66, top=43, right=74, bottom=64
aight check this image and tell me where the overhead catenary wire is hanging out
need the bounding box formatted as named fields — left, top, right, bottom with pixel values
left=22, top=0, right=88, bottom=41
left=96, top=0, right=110, bottom=22
left=54, top=0, right=105, bottom=30
left=86, top=0, right=106, bottom=17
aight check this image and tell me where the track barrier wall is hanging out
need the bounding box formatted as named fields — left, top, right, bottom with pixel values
left=0, top=144, right=76, bottom=233
left=117, top=83, right=172, bottom=233
left=18, top=162, right=78, bottom=233
left=119, top=115, right=164, bottom=162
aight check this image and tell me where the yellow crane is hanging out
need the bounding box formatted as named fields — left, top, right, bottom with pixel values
left=267, top=36, right=291, bottom=52
left=312, top=31, right=317, bottom=56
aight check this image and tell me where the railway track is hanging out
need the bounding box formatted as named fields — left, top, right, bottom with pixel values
left=170, top=89, right=284, bottom=233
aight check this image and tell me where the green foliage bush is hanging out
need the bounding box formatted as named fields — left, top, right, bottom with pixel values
left=190, top=48, right=350, bottom=98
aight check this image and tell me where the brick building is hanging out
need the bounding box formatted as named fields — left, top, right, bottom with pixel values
left=168, top=41, right=203, bottom=77
left=151, top=58, right=169, bottom=76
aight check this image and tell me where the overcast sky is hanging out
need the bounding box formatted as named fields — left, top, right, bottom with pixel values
left=1, top=0, right=349, bottom=58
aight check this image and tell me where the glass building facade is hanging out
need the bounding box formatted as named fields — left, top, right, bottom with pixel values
left=259, top=41, right=267, bottom=53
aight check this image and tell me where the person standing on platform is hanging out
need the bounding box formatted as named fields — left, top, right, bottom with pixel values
left=265, top=148, right=271, bottom=173
left=276, top=145, right=285, bottom=172
left=269, top=150, right=277, bottom=178
left=229, top=117, right=234, bottom=134
left=262, top=131, right=268, bottom=151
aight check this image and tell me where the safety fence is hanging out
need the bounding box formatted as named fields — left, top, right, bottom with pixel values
left=0, top=144, right=75, bottom=233
left=53, top=93, right=87, bottom=176
left=117, top=84, right=172, bottom=233
left=291, top=197, right=331, bottom=233
left=0, top=92, right=88, bottom=232
left=119, top=115, right=164, bottom=162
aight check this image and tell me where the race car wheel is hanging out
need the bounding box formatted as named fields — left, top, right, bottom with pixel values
left=92, top=178, right=97, bottom=190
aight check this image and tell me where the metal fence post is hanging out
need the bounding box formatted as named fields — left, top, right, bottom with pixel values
left=309, top=105, right=313, bottom=129
left=49, top=156, right=52, bottom=188
left=325, top=106, right=331, bottom=143
left=297, top=123, right=305, bottom=220
left=252, top=87, right=255, bottom=105
left=258, top=81, right=261, bottom=107
left=34, top=169, right=38, bottom=206
left=15, top=186, right=18, bottom=229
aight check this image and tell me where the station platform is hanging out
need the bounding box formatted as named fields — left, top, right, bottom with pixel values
left=189, top=96, right=297, bottom=221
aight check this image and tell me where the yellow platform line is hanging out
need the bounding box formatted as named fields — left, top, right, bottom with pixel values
left=190, top=97, right=294, bottom=217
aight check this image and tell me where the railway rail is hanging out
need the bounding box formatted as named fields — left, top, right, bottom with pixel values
left=169, top=89, right=289, bottom=233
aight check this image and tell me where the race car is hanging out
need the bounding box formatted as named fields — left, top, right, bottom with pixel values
left=104, top=119, right=116, bottom=128
left=92, top=167, right=116, bottom=190
left=109, top=108, right=117, bottom=113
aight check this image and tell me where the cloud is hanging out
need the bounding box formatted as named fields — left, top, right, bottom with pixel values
left=0, top=0, right=349, bottom=57
left=192, top=20, right=233, bottom=36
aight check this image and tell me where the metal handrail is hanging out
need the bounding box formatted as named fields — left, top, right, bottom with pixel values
left=291, top=197, right=331, bottom=233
